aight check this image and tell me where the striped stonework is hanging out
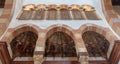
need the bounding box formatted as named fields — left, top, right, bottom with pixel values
left=0, top=0, right=14, bottom=37
left=102, top=0, right=120, bottom=36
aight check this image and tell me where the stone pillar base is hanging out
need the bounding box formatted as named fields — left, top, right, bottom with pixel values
left=34, top=55, right=44, bottom=64
left=34, top=61, right=42, bottom=64
left=81, top=62, right=89, bottom=64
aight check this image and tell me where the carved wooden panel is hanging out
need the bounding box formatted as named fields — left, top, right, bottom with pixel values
left=43, top=61, right=79, bottom=64
left=0, top=52, right=4, bottom=64
left=71, top=9, right=84, bottom=20
left=82, top=31, right=109, bottom=58
left=46, top=9, right=58, bottom=20
left=0, top=42, right=11, bottom=64
left=10, top=31, right=38, bottom=59
left=60, top=9, right=71, bottom=20
left=18, top=10, right=34, bottom=20
left=45, top=31, right=77, bottom=57
left=84, top=11, right=100, bottom=20
left=32, top=9, right=45, bottom=20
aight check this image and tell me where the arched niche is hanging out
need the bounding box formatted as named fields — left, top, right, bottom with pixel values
left=82, top=31, right=110, bottom=59
left=10, top=31, right=38, bottom=60
left=45, top=31, right=77, bottom=57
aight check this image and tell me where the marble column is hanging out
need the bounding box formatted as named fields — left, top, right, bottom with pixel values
left=78, top=48, right=89, bottom=64
left=34, top=46, right=45, bottom=64
left=34, top=54, right=44, bottom=64
left=109, top=40, right=120, bottom=64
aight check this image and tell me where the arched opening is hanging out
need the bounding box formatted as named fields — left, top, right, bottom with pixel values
left=112, top=0, right=120, bottom=15
left=45, top=31, right=77, bottom=57
left=46, top=4, right=58, bottom=20
left=82, top=31, right=109, bottom=59
left=18, top=4, right=35, bottom=20
left=71, top=5, right=84, bottom=20
left=32, top=4, right=46, bottom=20
left=10, top=31, right=38, bottom=60
left=81, top=5, right=100, bottom=20
left=60, top=4, right=71, bottom=20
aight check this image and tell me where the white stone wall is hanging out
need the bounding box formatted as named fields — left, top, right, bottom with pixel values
left=9, top=0, right=109, bottom=29
left=4, top=0, right=119, bottom=39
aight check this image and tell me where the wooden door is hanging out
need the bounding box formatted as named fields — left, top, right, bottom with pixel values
left=0, top=42, right=11, bottom=64
left=0, top=0, right=5, bottom=8
left=109, top=40, right=120, bottom=64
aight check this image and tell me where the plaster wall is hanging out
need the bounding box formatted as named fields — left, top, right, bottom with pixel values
left=4, top=0, right=119, bottom=40
left=9, top=0, right=107, bottom=29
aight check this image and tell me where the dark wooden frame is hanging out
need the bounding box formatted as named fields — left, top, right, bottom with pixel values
left=0, top=0, right=5, bottom=8
left=109, top=40, right=120, bottom=64
left=0, top=42, right=11, bottom=64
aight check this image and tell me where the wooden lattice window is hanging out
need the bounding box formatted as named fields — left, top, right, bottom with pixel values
left=82, top=31, right=109, bottom=59
left=10, top=31, right=38, bottom=59
left=45, top=31, right=77, bottom=57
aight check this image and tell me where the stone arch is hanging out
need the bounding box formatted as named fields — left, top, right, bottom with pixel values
left=46, top=24, right=75, bottom=41
left=80, top=24, right=117, bottom=42
left=102, top=0, right=120, bottom=36
left=1, top=24, right=40, bottom=60
left=45, top=24, right=78, bottom=57
left=82, top=31, right=109, bottom=59
left=5, top=24, right=39, bottom=43
left=45, top=31, right=77, bottom=57
left=80, top=24, right=118, bottom=59
left=10, top=31, right=38, bottom=60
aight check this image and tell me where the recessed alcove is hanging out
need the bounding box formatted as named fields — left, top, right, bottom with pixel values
left=10, top=31, right=38, bottom=60
left=112, top=0, right=120, bottom=15
left=45, top=31, right=77, bottom=57
left=82, top=31, right=109, bottom=59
